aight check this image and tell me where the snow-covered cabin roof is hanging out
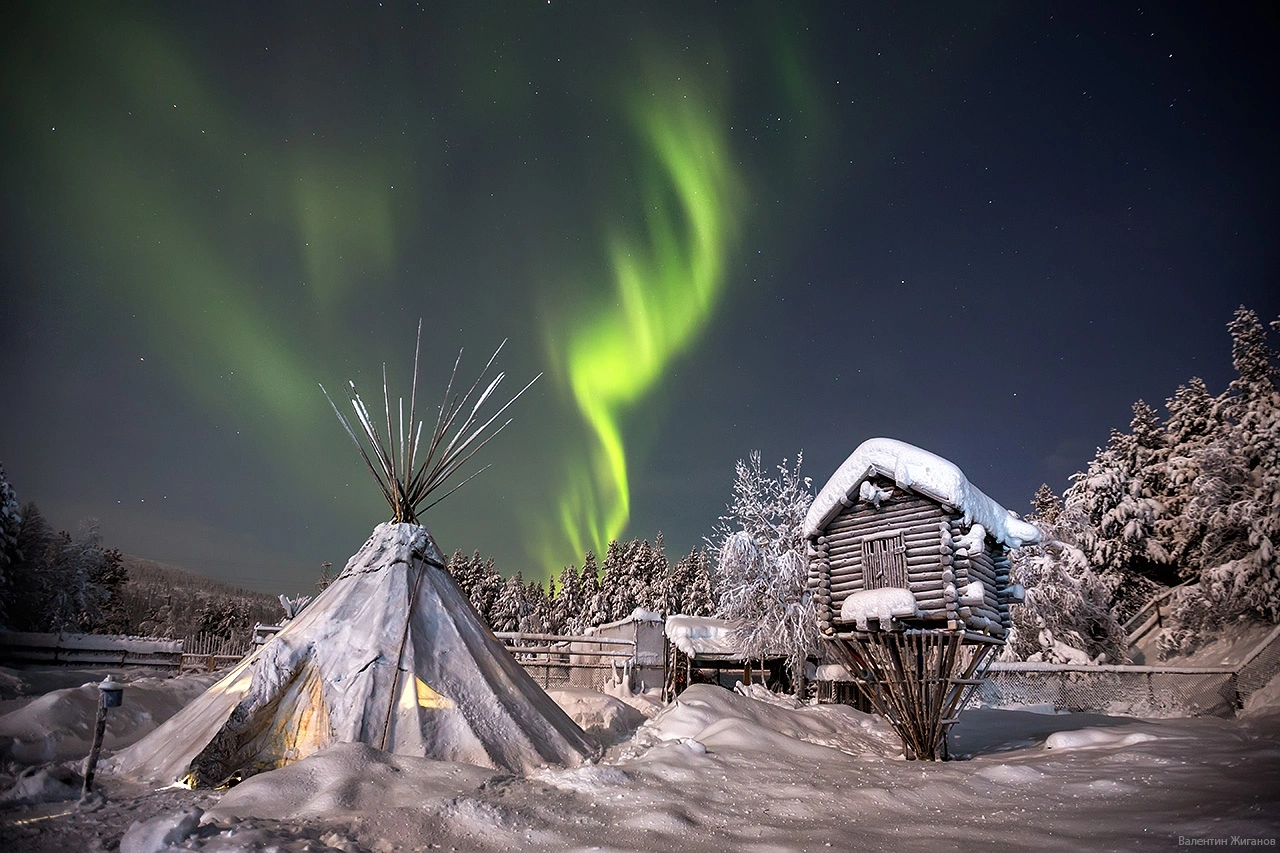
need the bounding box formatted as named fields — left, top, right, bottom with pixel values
left=803, top=437, right=1041, bottom=549
left=586, top=608, right=665, bottom=634
left=664, top=615, right=741, bottom=659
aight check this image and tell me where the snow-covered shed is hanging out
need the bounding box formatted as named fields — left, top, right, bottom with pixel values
left=662, top=615, right=792, bottom=698
left=805, top=438, right=1040, bottom=641
left=583, top=609, right=665, bottom=693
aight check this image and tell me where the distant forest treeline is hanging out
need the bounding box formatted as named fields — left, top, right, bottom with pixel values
left=445, top=533, right=715, bottom=637
left=0, top=486, right=278, bottom=641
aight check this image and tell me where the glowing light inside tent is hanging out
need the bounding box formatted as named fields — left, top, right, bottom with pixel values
left=415, top=677, right=456, bottom=710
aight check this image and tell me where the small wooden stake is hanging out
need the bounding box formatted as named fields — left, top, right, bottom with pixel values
left=81, top=693, right=108, bottom=798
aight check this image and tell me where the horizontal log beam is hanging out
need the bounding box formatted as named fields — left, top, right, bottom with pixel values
left=823, top=509, right=947, bottom=534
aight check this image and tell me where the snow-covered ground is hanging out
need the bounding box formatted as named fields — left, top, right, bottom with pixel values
left=0, top=668, right=218, bottom=766
left=1, top=670, right=1278, bottom=852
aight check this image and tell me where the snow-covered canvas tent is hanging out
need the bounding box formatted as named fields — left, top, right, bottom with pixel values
left=111, top=523, right=598, bottom=786
left=805, top=438, right=1041, bottom=759
left=111, top=329, right=598, bottom=786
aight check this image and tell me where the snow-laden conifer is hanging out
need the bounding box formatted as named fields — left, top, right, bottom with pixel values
left=1163, top=308, right=1280, bottom=650
left=711, top=452, right=818, bottom=683
left=0, top=463, right=21, bottom=625
left=1004, top=489, right=1127, bottom=663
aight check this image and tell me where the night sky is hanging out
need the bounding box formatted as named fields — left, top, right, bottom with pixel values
left=2, top=2, right=1276, bottom=594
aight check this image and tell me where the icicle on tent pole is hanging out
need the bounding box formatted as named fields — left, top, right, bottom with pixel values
left=805, top=438, right=1040, bottom=760
left=110, top=325, right=599, bottom=787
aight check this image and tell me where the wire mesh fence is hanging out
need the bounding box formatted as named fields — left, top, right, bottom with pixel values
left=508, top=660, right=633, bottom=692
left=1235, top=625, right=1280, bottom=698
left=979, top=664, right=1239, bottom=717
left=813, top=625, right=1280, bottom=719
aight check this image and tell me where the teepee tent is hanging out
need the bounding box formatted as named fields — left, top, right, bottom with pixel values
left=111, top=327, right=598, bottom=786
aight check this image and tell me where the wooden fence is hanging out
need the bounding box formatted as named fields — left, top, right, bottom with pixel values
left=0, top=631, right=183, bottom=667
left=0, top=630, right=257, bottom=671
left=493, top=631, right=637, bottom=691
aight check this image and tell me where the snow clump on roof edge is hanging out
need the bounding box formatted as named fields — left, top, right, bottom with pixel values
left=803, top=437, right=1041, bottom=549
left=664, top=615, right=740, bottom=657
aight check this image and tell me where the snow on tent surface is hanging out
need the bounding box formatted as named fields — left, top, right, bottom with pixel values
left=109, top=522, right=598, bottom=787
left=803, top=436, right=1042, bottom=548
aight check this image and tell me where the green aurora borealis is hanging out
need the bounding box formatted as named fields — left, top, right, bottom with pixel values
left=2, top=3, right=783, bottom=585
left=546, top=78, right=744, bottom=565
left=3, top=3, right=1275, bottom=592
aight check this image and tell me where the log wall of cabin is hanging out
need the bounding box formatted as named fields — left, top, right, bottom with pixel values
left=946, top=518, right=1012, bottom=638
left=808, top=493, right=954, bottom=632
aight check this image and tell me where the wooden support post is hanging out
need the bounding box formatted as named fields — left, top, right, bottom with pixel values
left=823, top=630, right=996, bottom=761
left=81, top=692, right=108, bottom=798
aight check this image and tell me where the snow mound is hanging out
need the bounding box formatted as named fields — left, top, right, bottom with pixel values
left=120, top=807, right=359, bottom=853
left=974, top=763, right=1046, bottom=785
left=120, top=807, right=203, bottom=853
left=547, top=688, right=648, bottom=746
left=208, top=742, right=565, bottom=851
left=603, top=682, right=665, bottom=718
left=805, top=437, right=1041, bottom=548
left=0, top=672, right=217, bottom=765
left=0, top=667, right=25, bottom=699
left=1044, top=728, right=1159, bottom=751
left=733, top=681, right=803, bottom=708
left=209, top=742, right=499, bottom=824
left=0, top=764, right=83, bottom=805
left=532, top=763, right=630, bottom=793
left=633, top=684, right=895, bottom=758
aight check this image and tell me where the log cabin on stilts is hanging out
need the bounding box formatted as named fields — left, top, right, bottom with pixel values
left=805, top=438, right=1041, bottom=760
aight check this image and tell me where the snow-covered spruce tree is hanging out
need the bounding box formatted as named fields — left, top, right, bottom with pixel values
left=0, top=463, right=22, bottom=627
left=194, top=598, right=245, bottom=642
left=1153, top=377, right=1218, bottom=573
left=600, top=539, right=637, bottom=623
left=519, top=578, right=551, bottom=635
left=641, top=532, right=670, bottom=614
left=446, top=549, right=477, bottom=597
left=1064, top=402, right=1177, bottom=614
left=5, top=514, right=128, bottom=634
left=711, top=452, right=818, bottom=689
left=490, top=570, right=528, bottom=633
left=1031, top=482, right=1061, bottom=526
left=679, top=547, right=716, bottom=617
left=552, top=563, right=582, bottom=635
left=8, top=503, right=54, bottom=628
left=1004, top=487, right=1127, bottom=663
left=1161, top=308, right=1280, bottom=655
left=600, top=537, right=667, bottom=622
left=573, top=551, right=608, bottom=633
left=446, top=550, right=503, bottom=628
